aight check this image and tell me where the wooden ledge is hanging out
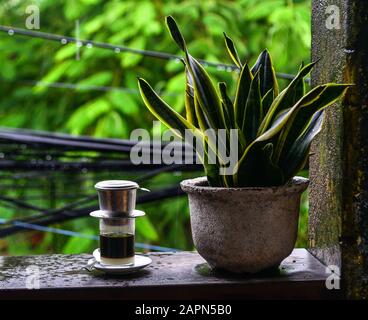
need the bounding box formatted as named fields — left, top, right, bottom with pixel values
left=0, top=249, right=339, bottom=299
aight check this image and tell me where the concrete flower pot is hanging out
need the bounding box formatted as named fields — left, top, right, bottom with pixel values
left=180, top=176, right=309, bottom=273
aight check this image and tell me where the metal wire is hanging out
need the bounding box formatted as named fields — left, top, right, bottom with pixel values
left=12, top=79, right=181, bottom=96
left=0, top=25, right=299, bottom=80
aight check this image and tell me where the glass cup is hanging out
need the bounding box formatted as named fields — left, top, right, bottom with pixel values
left=99, top=217, right=135, bottom=265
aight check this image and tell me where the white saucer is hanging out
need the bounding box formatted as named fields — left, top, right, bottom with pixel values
left=90, top=249, right=152, bottom=275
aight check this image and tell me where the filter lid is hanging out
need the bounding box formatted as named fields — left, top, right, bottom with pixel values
left=95, top=180, right=139, bottom=191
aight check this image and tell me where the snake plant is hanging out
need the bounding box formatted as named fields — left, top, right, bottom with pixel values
left=138, top=16, right=351, bottom=187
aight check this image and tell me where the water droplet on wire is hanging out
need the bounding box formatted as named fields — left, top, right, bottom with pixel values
left=8, top=29, right=14, bottom=36
left=61, top=38, right=67, bottom=45
left=76, top=41, right=83, bottom=48
left=86, top=43, right=93, bottom=49
left=114, top=48, right=121, bottom=53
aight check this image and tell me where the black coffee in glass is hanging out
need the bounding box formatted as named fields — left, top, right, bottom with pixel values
left=100, top=233, right=135, bottom=258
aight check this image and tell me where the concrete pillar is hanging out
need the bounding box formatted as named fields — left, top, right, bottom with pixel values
left=310, top=0, right=368, bottom=298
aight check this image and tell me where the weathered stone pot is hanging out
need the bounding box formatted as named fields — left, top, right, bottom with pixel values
left=180, top=176, right=309, bottom=273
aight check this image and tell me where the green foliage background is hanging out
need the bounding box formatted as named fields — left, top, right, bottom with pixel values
left=0, top=0, right=311, bottom=255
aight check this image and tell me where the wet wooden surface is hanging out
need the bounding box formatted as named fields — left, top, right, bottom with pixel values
left=0, top=249, right=339, bottom=299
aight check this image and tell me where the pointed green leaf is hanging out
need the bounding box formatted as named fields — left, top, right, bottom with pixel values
left=219, top=82, right=235, bottom=129
left=242, top=72, right=262, bottom=142
left=194, top=94, right=211, bottom=132
left=166, top=15, right=224, bottom=130
left=258, top=61, right=317, bottom=134
left=234, top=62, right=252, bottom=129
left=279, top=111, right=324, bottom=180
left=274, top=83, right=351, bottom=162
left=223, top=32, right=242, bottom=68
left=261, top=87, right=274, bottom=117
left=235, top=143, right=284, bottom=187
left=219, top=82, right=246, bottom=152
left=194, top=94, right=224, bottom=164
left=165, top=16, right=186, bottom=52
left=293, top=62, right=305, bottom=105
left=138, top=78, right=196, bottom=138
left=194, top=104, right=222, bottom=187
left=203, top=146, right=222, bottom=187
left=234, top=83, right=348, bottom=185
left=185, top=67, right=198, bottom=127
left=250, top=49, right=279, bottom=97
left=186, top=54, right=225, bottom=129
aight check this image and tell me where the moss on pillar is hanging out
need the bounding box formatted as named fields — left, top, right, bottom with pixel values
left=310, top=0, right=368, bottom=299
